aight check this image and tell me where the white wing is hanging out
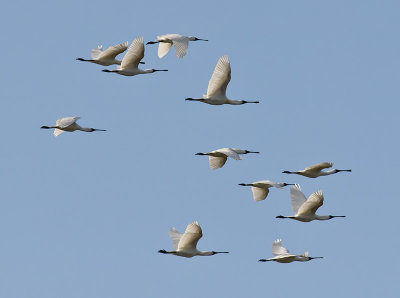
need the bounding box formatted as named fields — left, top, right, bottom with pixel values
left=304, top=162, right=333, bottom=172
left=209, top=156, right=227, bottom=169
left=290, top=184, right=308, bottom=215
left=271, top=239, right=290, bottom=256
left=121, top=37, right=144, bottom=69
left=168, top=228, right=183, bottom=251
left=158, top=42, right=173, bottom=58
left=296, top=190, right=324, bottom=216
left=177, top=221, right=203, bottom=251
left=56, top=117, right=80, bottom=128
left=251, top=186, right=269, bottom=202
left=94, top=42, right=129, bottom=60
left=172, top=36, right=189, bottom=58
left=206, top=55, right=231, bottom=97
left=91, top=45, right=103, bottom=59
left=216, top=148, right=241, bottom=160
left=53, top=129, right=64, bottom=136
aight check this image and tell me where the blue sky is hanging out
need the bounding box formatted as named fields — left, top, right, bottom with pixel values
left=0, top=1, right=399, bottom=297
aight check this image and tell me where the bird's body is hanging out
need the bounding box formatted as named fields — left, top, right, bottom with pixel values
left=158, top=221, right=228, bottom=258
left=276, top=184, right=345, bottom=222
left=76, top=42, right=130, bottom=66
left=102, top=37, right=167, bottom=76
left=196, top=148, right=259, bottom=169
left=40, top=117, right=106, bottom=136
left=283, top=162, right=351, bottom=178
left=147, top=34, right=208, bottom=58
left=186, top=55, right=259, bottom=105
left=238, top=180, right=294, bottom=202
left=259, top=239, right=323, bottom=263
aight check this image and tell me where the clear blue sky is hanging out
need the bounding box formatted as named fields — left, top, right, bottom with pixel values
left=0, top=1, right=399, bottom=297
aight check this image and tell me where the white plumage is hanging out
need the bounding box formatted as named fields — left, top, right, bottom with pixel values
left=259, top=239, right=323, bottom=263
left=102, top=37, right=168, bottom=76
left=147, top=34, right=208, bottom=58
left=40, top=117, right=106, bottom=136
left=186, top=55, right=259, bottom=105
left=76, top=41, right=129, bottom=66
left=283, top=162, right=351, bottom=178
left=158, top=221, right=228, bottom=258
left=195, top=148, right=259, bottom=169
left=238, top=180, right=294, bottom=202
left=276, top=184, right=346, bottom=222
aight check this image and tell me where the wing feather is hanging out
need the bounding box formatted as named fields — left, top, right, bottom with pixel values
left=56, top=117, right=80, bottom=128
left=158, top=42, right=173, bottom=58
left=209, top=156, right=227, bottom=169
left=121, top=37, right=144, bottom=69
left=206, top=55, right=231, bottom=97
left=251, top=186, right=269, bottom=201
left=216, top=148, right=241, bottom=160
left=173, top=37, right=189, bottom=58
left=290, top=184, right=307, bottom=215
left=296, top=190, right=324, bottom=216
left=95, top=41, right=129, bottom=60
left=91, top=45, right=103, bottom=59
left=168, top=228, right=183, bottom=251
left=304, top=162, right=333, bottom=172
left=272, top=239, right=290, bottom=256
left=177, top=221, right=202, bottom=251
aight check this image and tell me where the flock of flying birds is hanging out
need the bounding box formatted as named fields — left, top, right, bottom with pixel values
left=40, top=34, right=352, bottom=263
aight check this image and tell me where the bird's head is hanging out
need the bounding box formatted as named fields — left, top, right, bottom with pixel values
left=189, top=36, right=208, bottom=41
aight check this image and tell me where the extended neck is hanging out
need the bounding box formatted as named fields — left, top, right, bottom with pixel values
left=276, top=215, right=294, bottom=219
left=76, top=58, right=94, bottom=62
left=238, top=183, right=253, bottom=186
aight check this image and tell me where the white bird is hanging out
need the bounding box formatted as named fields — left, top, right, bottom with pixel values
left=238, top=180, right=294, bottom=202
left=195, top=148, right=259, bottom=169
left=41, top=117, right=106, bottom=136
left=158, top=221, right=229, bottom=258
left=76, top=41, right=145, bottom=66
left=276, top=184, right=346, bottom=222
left=258, top=239, right=323, bottom=263
left=283, top=162, right=351, bottom=178
left=102, top=37, right=167, bottom=76
left=146, top=34, right=208, bottom=58
left=185, top=55, right=259, bottom=105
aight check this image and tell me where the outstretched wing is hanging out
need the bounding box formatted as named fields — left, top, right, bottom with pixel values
left=304, top=162, right=333, bottom=172
left=91, top=45, right=103, bottom=59
left=168, top=228, right=183, bottom=251
left=158, top=42, right=173, bottom=58
left=206, top=55, right=231, bottom=97
left=177, top=221, right=203, bottom=251
left=121, top=37, right=144, bottom=69
left=95, top=41, right=129, bottom=60
left=290, top=184, right=308, bottom=215
left=251, top=186, right=269, bottom=202
left=53, top=129, right=64, bottom=137
left=296, top=190, right=324, bottom=216
left=172, top=36, right=189, bottom=58
left=217, top=148, right=241, bottom=160
left=271, top=239, right=290, bottom=256
left=209, top=156, right=227, bottom=169
left=56, top=117, right=80, bottom=128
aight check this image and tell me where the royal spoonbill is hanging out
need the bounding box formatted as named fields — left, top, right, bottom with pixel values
left=276, top=184, right=346, bottom=222
left=76, top=41, right=144, bottom=66
left=238, top=180, right=294, bottom=202
left=185, top=55, right=259, bottom=105
left=146, top=34, right=208, bottom=58
left=158, top=221, right=229, bottom=258
left=41, top=117, right=106, bottom=136
left=102, top=37, right=167, bottom=76
left=195, top=148, right=259, bottom=169
left=283, top=162, right=351, bottom=178
left=258, top=239, right=323, bottom=263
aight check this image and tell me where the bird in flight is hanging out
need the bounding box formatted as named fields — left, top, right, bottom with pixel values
left=282, top=162, right=351, bottom=178
left=186, top=55, right=259, bottom=105
left=238, top=180, right=294, bottom=202
left=259, top=239, right=323, bottom=263
left=41, top=117, right=106, bottom=136
left=195, top=148, right=259, bottom=169
left=158, top=221, right=229, bottom=258
left=146, top=34, right=208, bottom=58
left=276, top=184, right=346, bottom=222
